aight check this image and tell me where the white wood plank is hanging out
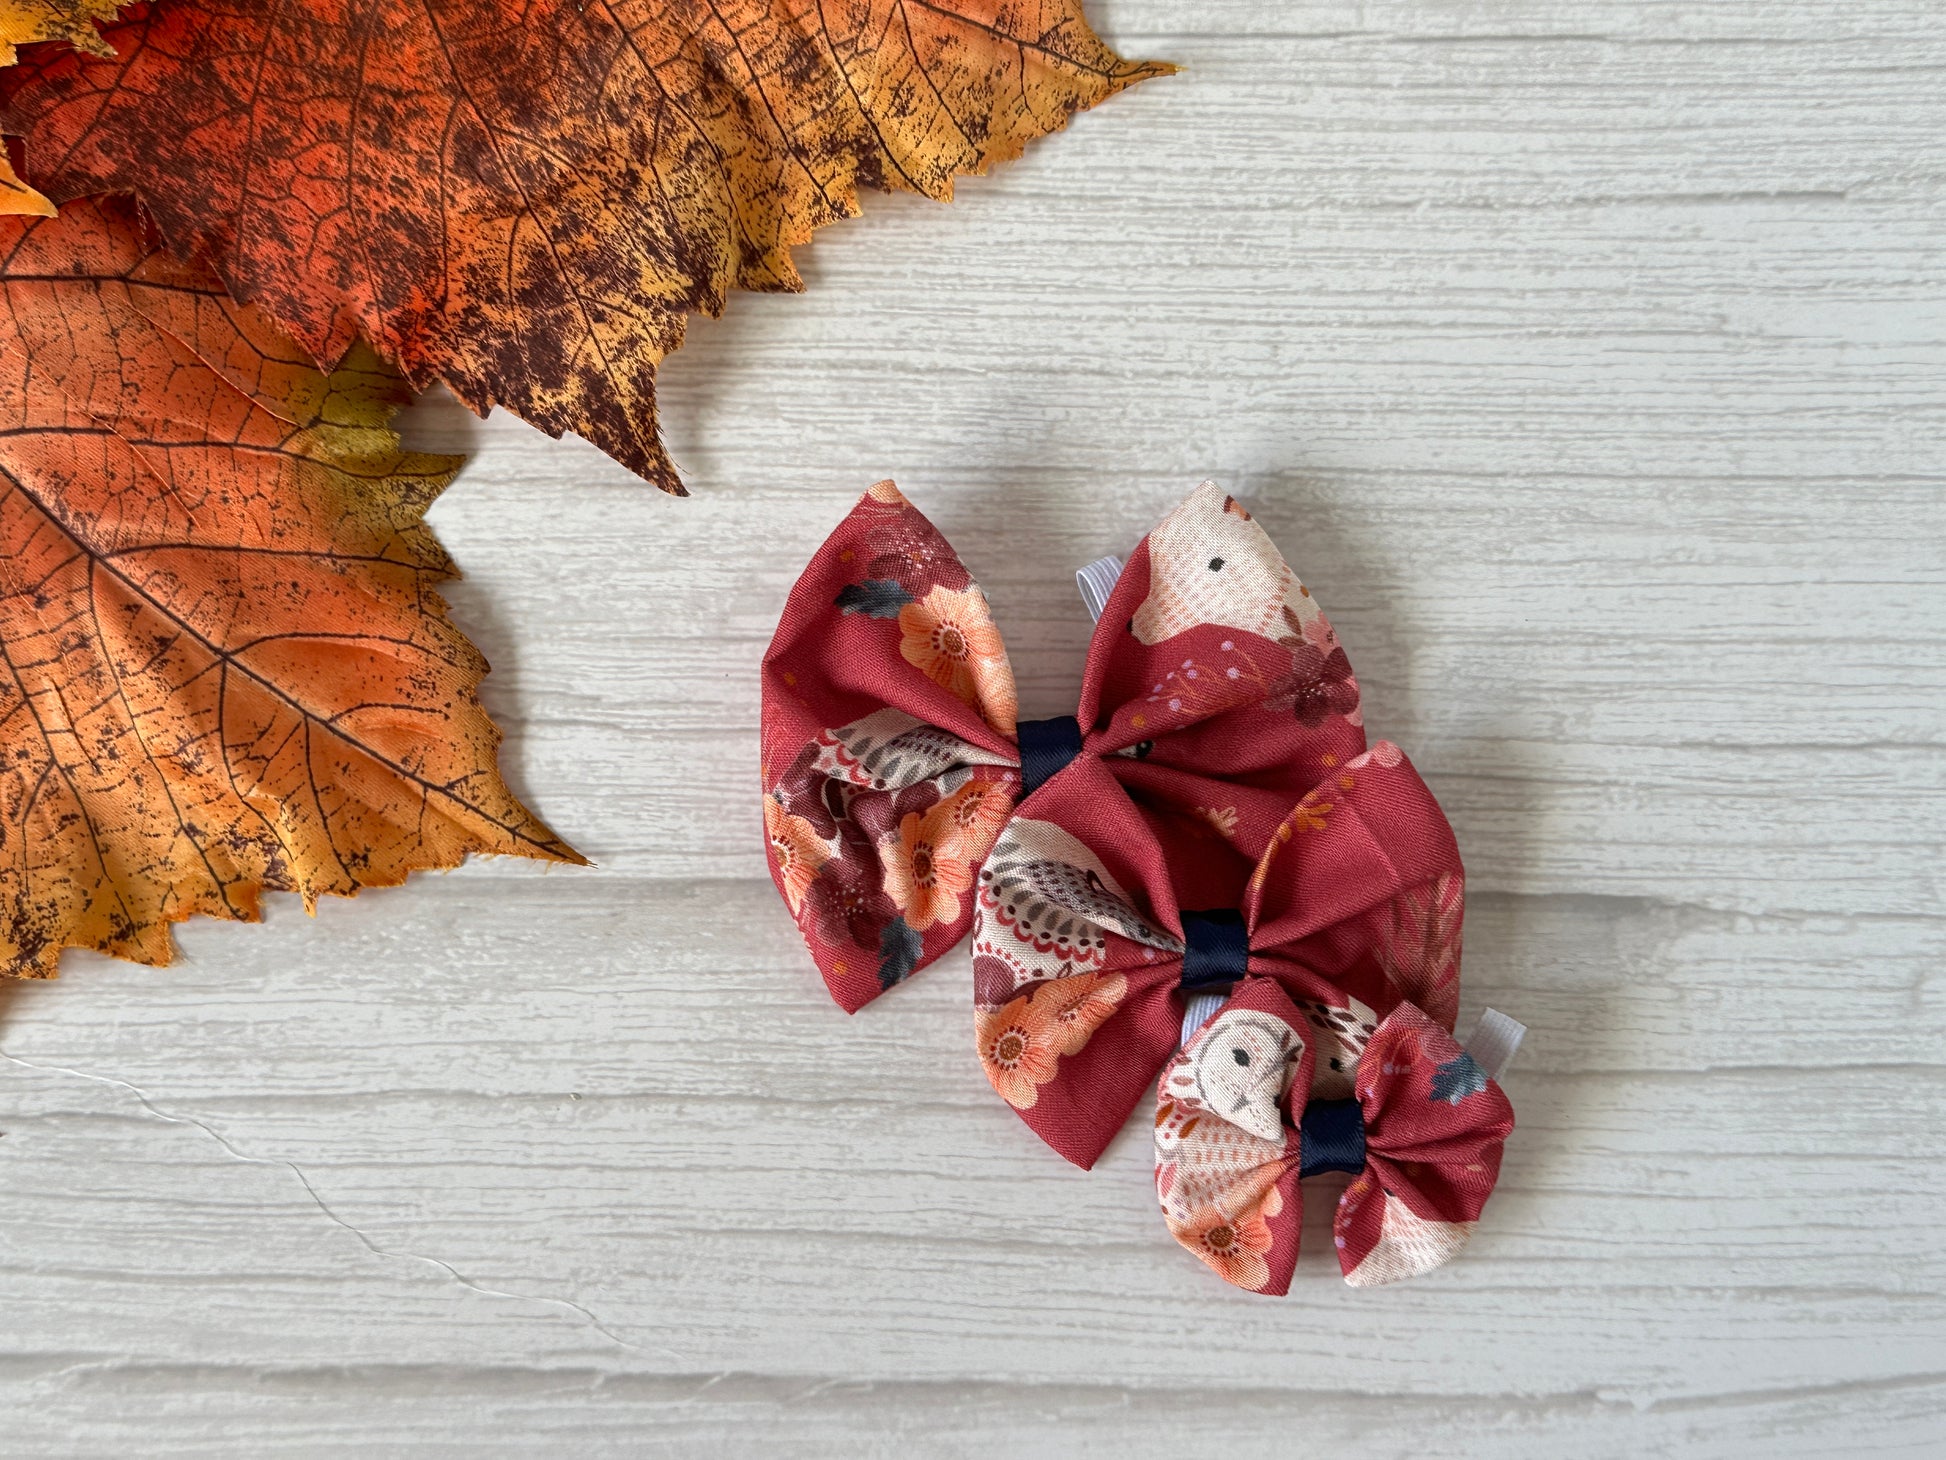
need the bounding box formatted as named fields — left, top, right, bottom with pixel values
left=3, top=1366, right=1943, bottom=1459
left=5, top=878, right=1941, bottom=1087
left=2, top=881, right=1942, bottom=1401
left=5, top=1041, right=1943, bottom=1390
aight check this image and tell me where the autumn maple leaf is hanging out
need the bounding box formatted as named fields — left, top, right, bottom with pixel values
left=0, top=195, right=581, bottom=979
left=0, top=0, right=120, bottom=66
left=0, top=0, right=1171, bottom=492
left=0, top=0, right=128, bottom=214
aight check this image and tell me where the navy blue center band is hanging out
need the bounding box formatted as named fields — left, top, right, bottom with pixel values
left=1179, top=909, right=1250, bottom=993
left=1017, top=715, right=1085, bottom=797
left=1298, top=1098, right=1367, bottom=1178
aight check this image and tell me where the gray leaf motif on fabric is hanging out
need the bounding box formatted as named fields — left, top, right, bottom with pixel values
left=834, top=579, right=914, bottom=619
left=1429, top=1052, right=1489, bottom=1106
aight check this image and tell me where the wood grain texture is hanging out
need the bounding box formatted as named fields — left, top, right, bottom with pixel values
left=2, top=0, right=1943, bottom=1452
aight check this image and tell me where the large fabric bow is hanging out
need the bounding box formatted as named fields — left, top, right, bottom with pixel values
left=762, top=479, right=1366, bottom=1012
left=1154, top=979, right=1514, bottom=1290
left=972, top=739, right=1465, bottom=1168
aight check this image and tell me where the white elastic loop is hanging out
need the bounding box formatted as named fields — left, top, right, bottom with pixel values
left=1463, top=1008, right=1527, bottom=1081
left=1179, top=990, right=1227, bottom=1048
left=1075, top=555, right=1126, bottom=624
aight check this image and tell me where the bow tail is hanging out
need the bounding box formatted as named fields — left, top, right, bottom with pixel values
left=1335, top=1165, right=1478, bottom=1288
left=1337, top=1002, right=1516, bottom=1286
left=1153, top=975, right=1316, bottom=1293
left=1159, top=1147, right=1306, bottom=1296
left=972, top=779, right=1199, bottom=1166
left=981, top=966, right=1186, bottom=1169
left=772, top=755, right=1017, bottom=1011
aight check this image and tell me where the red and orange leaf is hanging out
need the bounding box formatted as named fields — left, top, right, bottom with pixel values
left=0, top=0, right=128, bottom=215
left=0, top=195, right=580, bottom=980
left=0, top=0, right=118, bottom=67
left=0, top=150, right=53, bottom=217
left=0, top=0, right=1170, bottom=491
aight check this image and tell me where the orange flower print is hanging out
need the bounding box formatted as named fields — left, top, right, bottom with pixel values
left=1034, top=972, right=1129, bottom=1056
left=1169, top=1202, right=1275, bottom=1291
left=765, top=796, right=830, bottom=914
left=898, top=585, right=1018, bottom=735
left=937, top=776, right=1013, bottom=863
left=977, top=992, right=1063, bottom=1109
left=1288, top=795, right=1333, bottom=833
left=881, top=798, right=975, bottom=932
left=1198, top=805, right=1239, bottom=839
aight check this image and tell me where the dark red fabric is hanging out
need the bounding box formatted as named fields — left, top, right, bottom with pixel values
left=762, top=479, right=1365, bottom=1012
left=763, top=478, right=1511, bottom=1289
left=972, top=740, right=1465, bottom=1168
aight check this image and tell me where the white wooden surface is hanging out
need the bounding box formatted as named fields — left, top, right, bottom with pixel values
left=4, top=1, right=1945, bottom=1453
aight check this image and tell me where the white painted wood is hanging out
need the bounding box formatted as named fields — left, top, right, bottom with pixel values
left=4, top=0, right=1945, bottom=1451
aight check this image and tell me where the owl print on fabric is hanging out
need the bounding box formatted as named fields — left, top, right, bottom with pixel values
left=1131, top=482, right=1325, bottom=647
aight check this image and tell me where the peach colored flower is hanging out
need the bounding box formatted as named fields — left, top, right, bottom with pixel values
left=1356, top=740, right=1404, bottom=770
left=898, top=585, right=1017, bottom=735
left=976, top=992, right=1063, bottom=1109
left=936, top=777, right=1014, bottom=866
left=1261, top=1184, right=1284, bottom=1222
left=1168, top=1203, right=1275, bottom=1291
left=1300, top=613, right=1340, bottom=655
left=880, top=798, right=974, bottom=931
left=1033, top=971, right=1129, bottom=1057
left=765, top=796, right=829, bottom=914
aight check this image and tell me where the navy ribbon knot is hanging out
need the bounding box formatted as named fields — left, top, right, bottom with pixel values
left=1017, top=715, right=1084, bottom=797
left=1298, top=1098, right=1367, bottom=1178
left=1179, top=909, right=1250, bottom=993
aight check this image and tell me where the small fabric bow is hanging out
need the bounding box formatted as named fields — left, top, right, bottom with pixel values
left=972, top=739, right=1464, bottom=1168
left=763, top=479, right=1365, bottom=1012
left=1155, top=979, right=1514, bottom=1290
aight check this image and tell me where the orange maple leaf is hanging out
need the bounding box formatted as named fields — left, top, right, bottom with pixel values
left=0, top=0, right=128, bottom=215
left=0, top=0, right=119, bottom=66
left=0, top=195, right=581, bottom=980
left=0, top=0, right=1171, bottom=491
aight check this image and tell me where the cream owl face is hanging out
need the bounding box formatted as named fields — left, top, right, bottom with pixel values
left=1130, top=482, right=1308, bottom=646
left=1180, top=1009, right=1305, bottom=1142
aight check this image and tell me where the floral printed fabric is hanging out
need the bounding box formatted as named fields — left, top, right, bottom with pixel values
left=1155, top=983, right=1514, bottom=1291
left=762, top=479, right=1366, bottom=1013
left=765, top=477, right=1513, bottom=1291
left=972, top=740, right=1467, bottom=1169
